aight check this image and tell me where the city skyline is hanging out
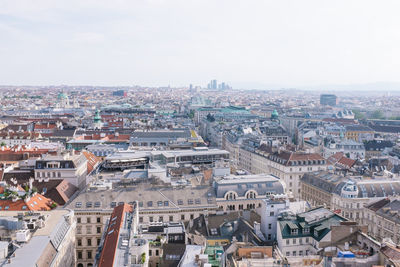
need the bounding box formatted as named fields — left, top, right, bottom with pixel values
left=1, top=0, right=400, bottom=89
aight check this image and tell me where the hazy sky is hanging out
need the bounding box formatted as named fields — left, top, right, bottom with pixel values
left=1, top=0, right=400, bottom=88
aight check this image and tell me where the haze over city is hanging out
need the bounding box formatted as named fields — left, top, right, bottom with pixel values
left=3, top=1, right=400, bottom=267
left=1, top=0, right=400, bottom=89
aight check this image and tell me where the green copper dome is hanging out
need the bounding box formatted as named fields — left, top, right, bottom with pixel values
left=271, top=109, right=279, bottom=120
left=94, top=110, right=102, bottom=123
left=58, top=92, right=68, bottom=99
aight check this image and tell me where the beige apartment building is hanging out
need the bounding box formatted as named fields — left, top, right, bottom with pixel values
left=67, top=183, right=218, bottom=267
left=363, top=198, right=400, bottom=244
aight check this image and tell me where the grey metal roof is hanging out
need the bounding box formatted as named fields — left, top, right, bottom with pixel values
left=214, top=174, right=284, bottom=198
left=67, top=184, right=217, bottom=211
left=130, top=130, right=191, bottom=139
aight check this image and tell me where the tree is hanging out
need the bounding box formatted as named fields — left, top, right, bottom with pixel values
left=352, top=109, right=365, bottom=120
left=141, top=253, right=146, bottom=264
left=371, top=110, right=384, bottom=120
left=188, top=110, right=195, bottom=119
left=0, top=142, right=5, bottom=147
left=206, top=113, right=215, bottom=122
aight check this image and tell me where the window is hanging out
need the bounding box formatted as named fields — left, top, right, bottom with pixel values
left=293, top=238, right=296, bottom=244
left=292, top=251, right=296, bottom=256
left=97, top=217, right=101, bottom=223
left=149, top=216, right=153, bottom=222
left=97, top=227, right=101, bottom=234
left=77, top=217, right=81, bottom=224
left=286, top=252, right=290, bottom=256
left=156, top=250, right=159, bottom=256
left=87, top=251, right=92, bottom=259
left=158, top=201, right=163, bottom=207
left=86, top=226, right=92, bottom=234
left=270, top=212, right=274, bottom=216
left=190, top=214, right=194, bottom=220
left=268, top=223, right=272, bottom=229
left=97, top=238, right=101, bottom=246
left=159, top=216, right=163, bottom=222
left=169, top=216, right=173, bottom=222
left=181, top=214, right=185, bottom=220
left=87, top=217, right=91, bottom=224
left=77, top=239, right=82, bottom=246
left=286, top=239, right=289, bottom=245
left=147, top=201, right=153, bottom=207
left=87, top=238, right=92, bottom=246
left=139, top=217, right=143, bottom=223
left=77, top=251, right=82, bottom=259
left=164, top=201, right=169, bottom=206
left=149, top=250, right=152, bottom=256
left=268, top=234, right=271, bottom=240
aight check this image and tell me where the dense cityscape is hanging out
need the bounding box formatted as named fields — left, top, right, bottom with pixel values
left=2, top=0, right=400, bottom=266
left=0, top=85, right=398, bottom=266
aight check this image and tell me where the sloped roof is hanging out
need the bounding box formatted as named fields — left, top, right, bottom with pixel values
left=98, top=204, right=134, bottom=267
left=0, top=193, right=52, bottom=211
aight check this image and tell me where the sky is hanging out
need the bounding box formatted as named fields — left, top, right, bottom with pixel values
left=1, top=0, right=400, bottom=89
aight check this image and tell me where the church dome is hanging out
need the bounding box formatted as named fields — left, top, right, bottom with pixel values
left=271, top=109, right=279, bottom=120
left=58, top=92, right=68, bottom=99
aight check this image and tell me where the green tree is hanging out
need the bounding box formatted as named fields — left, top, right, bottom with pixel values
left=352, top=109, right=365, bottom=120
left=371, top=110, right=384, bottom=119
left=141, top=253, right=146, bottom=264
left=188, top=110, right=195, bottom=119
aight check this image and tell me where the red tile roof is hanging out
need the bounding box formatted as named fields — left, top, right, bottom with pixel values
left=337, top=156, right=356, bottom=169
left=82, top=151, right=101, bottom=174
left=0, top=193, right=52, bottom=211
left=98, top=204, right=134, bottom=267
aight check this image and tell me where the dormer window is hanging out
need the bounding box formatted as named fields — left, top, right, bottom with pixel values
left=291, top=229, right=298, bottom=235
left=303, top=227, right=310, bottom=234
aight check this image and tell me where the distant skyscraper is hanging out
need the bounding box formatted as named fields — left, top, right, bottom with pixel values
left=212, top=79, right=217, bottom=89
left=320, top=94, right=337, bottom=106
left=113, top=90, right=127, bottom=97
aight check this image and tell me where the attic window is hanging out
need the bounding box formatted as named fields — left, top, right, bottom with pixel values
left=22, top=206, right=27, bottom=210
